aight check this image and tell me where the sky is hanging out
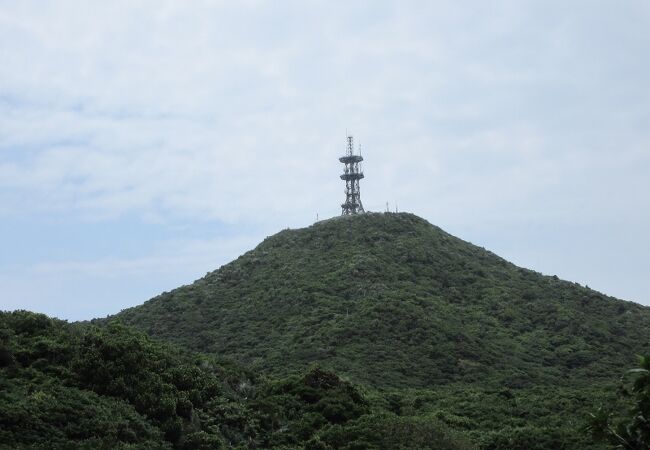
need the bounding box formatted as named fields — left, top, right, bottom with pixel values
left=1, top=1, right=649, bottom=321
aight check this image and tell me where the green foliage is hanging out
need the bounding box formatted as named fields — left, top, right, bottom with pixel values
left=365, top=383, right=607, bottom=449
left=315, top=413, right=474, bottom=449
left=107, top=212, right=649, bottom=448
left=0, top=311, right=260, bottom=448
left=114, top=213, right=650, bottom=390
left=0, top=311, right=470, bottom=449
left=588, top=355, right=650, bottom=449
left=6, top=213, right=650, bottom=449
left=0, top=311, right=166, bottom=448
left=0, top=379, right=167, bottom=449
left=251, top=367, right=368, bottom=447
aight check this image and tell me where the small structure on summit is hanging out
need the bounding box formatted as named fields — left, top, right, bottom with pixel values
left=340, top=135, right=365, bottom=215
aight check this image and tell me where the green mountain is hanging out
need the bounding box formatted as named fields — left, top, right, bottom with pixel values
left=114, top=212, right=650, bottom=390
left=6, top=212, right=649, bottom=448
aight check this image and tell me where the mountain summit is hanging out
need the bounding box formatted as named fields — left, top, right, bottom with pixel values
left=114, top=212, right=650, bottom=389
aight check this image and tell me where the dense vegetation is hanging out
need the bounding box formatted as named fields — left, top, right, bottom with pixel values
left=588, top=355, right=650, bottom=449
left=5, top=212, right=650, bottom=448
left=0, top=310, right=474, bottom=449
left=115, top=213, right=650, bottom=389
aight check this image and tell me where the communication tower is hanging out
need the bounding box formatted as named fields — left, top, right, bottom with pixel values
left=340, top=135, right=365, bottom=215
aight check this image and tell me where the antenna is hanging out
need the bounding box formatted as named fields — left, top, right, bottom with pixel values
left=339, top=134, right=365, bottom=215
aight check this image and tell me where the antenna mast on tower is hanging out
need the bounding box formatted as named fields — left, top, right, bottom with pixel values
left=339, top=135, right=365, bottom=215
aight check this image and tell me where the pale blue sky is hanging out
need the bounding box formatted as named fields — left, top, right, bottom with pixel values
left=1, top=1, right=649, bottom=320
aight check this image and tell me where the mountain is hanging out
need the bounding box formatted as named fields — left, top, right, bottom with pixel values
left=7, top=212, right=648, bottom=448
left=113, top=212, right=650, bottom=390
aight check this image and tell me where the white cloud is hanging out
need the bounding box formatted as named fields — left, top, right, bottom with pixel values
left=1, top=0, right=649, bottom=315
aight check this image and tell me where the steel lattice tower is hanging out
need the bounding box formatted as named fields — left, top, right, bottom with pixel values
left=340, top=135, right=365, bottom=215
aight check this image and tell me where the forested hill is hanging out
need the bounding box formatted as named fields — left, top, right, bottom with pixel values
left=112, top=212, right=650, bottom=389
left=7, top=212, right=650, bottom=448
left=0, top=310, right=472, bottom=449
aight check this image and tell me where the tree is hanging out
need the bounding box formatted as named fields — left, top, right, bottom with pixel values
left=588, top=355, right=650, bottom=449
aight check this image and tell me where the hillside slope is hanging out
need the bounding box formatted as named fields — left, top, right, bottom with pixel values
left=113, top=212, right=650, bottom=389
left=0, top=310, right=472, bottom=449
